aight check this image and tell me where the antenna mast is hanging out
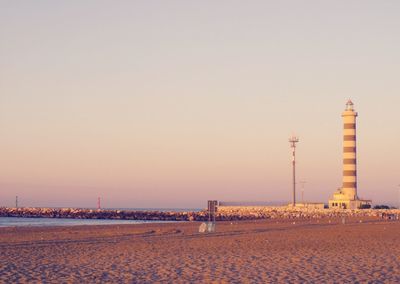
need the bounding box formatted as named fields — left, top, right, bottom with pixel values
left=289, top=136, right=299, bottom=206
left=299, top=181, right=307, bottom=204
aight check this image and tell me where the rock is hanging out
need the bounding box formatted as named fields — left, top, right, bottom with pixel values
left=198, top=223, right=207, bottom=233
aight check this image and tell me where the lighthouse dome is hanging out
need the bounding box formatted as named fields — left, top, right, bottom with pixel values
left=346, top=99, right=354, bottom=111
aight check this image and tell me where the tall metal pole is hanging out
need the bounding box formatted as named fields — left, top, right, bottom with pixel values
left=15, top=196, right=18, bottom=208
left=293, top=152, right=296, bottom=206
left=289, top=136, right=299, bottom=207
left=299, top=181, right=307, bottom=204
left=398, top=185, right=400, bottom=209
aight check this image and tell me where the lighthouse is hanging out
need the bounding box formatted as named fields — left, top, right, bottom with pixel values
left=329, top=100, right=371, bottom=209
left=341, top=99, right=358, bottom=200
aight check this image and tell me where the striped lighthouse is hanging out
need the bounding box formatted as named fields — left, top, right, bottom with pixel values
left=329, top=100, right=371, bottom=209
left=342, top=99, right=358, bottom=200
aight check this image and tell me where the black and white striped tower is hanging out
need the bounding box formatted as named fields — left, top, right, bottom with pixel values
left=342, top=100, right=358, bottom=200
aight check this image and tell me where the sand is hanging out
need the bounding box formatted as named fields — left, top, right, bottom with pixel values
left=0, top=217, right=399, bottom=283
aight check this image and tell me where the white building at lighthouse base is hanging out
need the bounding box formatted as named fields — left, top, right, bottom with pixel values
left=329, top=189, right=371, bottom=209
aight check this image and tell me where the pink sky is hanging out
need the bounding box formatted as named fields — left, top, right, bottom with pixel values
left=1, top=1, right=400, bottom=208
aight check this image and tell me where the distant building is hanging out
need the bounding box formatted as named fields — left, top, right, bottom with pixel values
left=293, top=203, right=325, bottom=210
left=329, top=100, right=371, bottom=209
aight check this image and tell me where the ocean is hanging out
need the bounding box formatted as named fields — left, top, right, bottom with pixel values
left=0, top=217, right=174, bottom=228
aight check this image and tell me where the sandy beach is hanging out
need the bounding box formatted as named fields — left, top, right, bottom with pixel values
left=0, top=217, right=399, bottom=283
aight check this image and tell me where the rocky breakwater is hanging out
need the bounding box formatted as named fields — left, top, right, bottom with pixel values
left=1, top=206, right=399, bottom=222
left=216, top=206, right=400, bottom=221
left=0, top=207, right=209, bottom=222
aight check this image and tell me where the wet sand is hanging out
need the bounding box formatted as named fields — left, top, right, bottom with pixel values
left=0, top=218, right=399, bottom=283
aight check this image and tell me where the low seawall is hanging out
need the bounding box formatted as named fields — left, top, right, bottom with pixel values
left=0, top=207, right=206, bottom=221
left=0, top=207, right=399, bottom=222
left=216, top=206, right=400, bottom=220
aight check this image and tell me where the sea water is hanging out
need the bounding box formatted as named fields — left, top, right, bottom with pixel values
left=0, top=217, right=170, bottom=227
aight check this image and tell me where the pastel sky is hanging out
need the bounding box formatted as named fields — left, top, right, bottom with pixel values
left=1, top=1, right=399, bottom=208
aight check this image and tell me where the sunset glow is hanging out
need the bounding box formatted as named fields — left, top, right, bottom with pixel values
left=1, top=1, right=399, bottom=208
